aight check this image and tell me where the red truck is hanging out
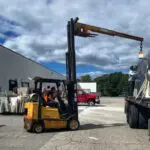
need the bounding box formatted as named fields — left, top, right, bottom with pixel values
left=76, top=89, right=100, bottom=106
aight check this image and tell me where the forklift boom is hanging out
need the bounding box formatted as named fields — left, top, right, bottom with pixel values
left=74, top=22, right=144, bottom=42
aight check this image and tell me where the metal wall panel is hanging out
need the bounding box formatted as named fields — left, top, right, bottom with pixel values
left=0, top=46, right=65, bottom=91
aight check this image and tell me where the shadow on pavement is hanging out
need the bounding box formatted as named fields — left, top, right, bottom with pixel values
left=43, top=128, right=69, bottom=133
left=80, top=123, right=127, bottom=130
left=0, top=125, right=6, bottom=128
left=42, top=123, right=127, bottom=133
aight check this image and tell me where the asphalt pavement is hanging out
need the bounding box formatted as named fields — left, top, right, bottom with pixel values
left=0, top=105, right=88, bottom=150
left=0, top=97, right=150, bottom=150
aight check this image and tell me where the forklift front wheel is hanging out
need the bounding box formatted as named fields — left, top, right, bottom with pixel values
left=68, top=119, right=80, bottom=131
left=32, top=123, right=44, bottom=133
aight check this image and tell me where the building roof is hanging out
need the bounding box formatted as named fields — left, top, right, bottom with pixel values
left=0, top=45, right=65, bottom=80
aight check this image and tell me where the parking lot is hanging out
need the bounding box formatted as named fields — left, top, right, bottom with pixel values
left=0, top=97, right=150, bottom=150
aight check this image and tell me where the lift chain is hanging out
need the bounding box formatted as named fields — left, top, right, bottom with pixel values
left=140, top=41, right=143, bottom=51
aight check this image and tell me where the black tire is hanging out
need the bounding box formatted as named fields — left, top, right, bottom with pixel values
left=148, top=118, right=150, bottom=136
left=68, top=119, right=80, bottom=131
left=32, top=123, right=44, bottom=133
left=125, top=102, right=130, bottom=123
left=138, top=109, right=148, bottom=129
left=88, top=100, right=95, bottom=106
left=124, top=101, right=128, bottom=114
left=24, top=122, right=32, bottom=132
left=128, top=104, right=139, bottom=128
left=126, top=110, right=129, bottom=124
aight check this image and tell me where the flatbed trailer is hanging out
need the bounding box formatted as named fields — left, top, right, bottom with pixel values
left=125, top=96, right=150, bottom=135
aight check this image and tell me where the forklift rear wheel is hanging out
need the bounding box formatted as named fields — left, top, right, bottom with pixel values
left=25, top=122, right=32, bottom=132
left=68, top=119, right=80, bottom=130
left=32, top=123, right=44, bottom=133
left=88, top=100, right=95, bottom=106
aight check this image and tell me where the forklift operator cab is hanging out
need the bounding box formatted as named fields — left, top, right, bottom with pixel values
left=24, top=77, right=80, bottom=133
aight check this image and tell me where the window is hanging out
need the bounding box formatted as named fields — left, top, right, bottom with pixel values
left=21, top=82, right=30, bottom=88
left=9, top=79, right=18, bottom=92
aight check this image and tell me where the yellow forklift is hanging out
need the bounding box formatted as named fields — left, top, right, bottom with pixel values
left=24, top=77, right=80, bottom=133
left=24, top=17, right=143, bottom=133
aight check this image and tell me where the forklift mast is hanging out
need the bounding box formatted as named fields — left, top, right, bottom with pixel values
left=66, top=17, right=144, bottom=118
left=66, top=18, right=78, bottom=117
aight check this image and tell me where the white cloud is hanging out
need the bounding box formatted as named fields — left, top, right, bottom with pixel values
left=0, top=0, right=149, bottom=72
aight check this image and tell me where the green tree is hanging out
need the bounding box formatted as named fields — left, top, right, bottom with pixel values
left=94, top=72, right=128, bottom=96
left=80, top=74, right=92, bottom=82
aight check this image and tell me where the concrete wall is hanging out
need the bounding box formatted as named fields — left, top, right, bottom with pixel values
left=0, top=46, right=65, bottom=91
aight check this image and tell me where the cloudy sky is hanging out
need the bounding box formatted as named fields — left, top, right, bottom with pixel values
left=0, top=0, right=149, bottom=78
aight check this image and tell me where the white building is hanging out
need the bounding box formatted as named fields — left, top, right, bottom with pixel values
left=77, top=82, right=97, bottom=93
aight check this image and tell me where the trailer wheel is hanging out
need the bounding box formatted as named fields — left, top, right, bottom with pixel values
left=128, top=104, right=139, bottom=128
left=125, top=102, right=130, bottom=123
left=138, top=109, right=148, bottom=129
left=148, top=118, right=150, bottom=136
left=126, top=110, right=129, bottom=124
